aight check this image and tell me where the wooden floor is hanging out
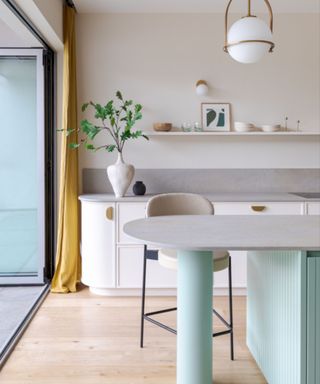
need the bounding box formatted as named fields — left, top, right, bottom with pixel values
left=0, top=287, right=266, bottom=383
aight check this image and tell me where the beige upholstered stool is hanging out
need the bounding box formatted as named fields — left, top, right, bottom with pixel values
left=158, top=249, right=229, bottom=272
left=140, top=193, right=234, bottom=361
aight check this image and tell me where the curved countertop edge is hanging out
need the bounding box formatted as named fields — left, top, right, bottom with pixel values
left=123, top=215, right=320, bottom=251
left=79, top=192, right=320, bottom=203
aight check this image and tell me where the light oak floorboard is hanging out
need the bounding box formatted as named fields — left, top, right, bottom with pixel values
left=0, top=286, right=266, bottom=384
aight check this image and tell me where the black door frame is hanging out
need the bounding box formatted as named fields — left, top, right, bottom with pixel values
left=1, top=0, right=56, bottom=281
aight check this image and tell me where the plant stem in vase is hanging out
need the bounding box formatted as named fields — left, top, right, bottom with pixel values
left=62, top=91, right=148, bottom=197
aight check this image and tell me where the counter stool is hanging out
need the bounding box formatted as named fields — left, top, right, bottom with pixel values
left=140, top=193, right=234, bottom=361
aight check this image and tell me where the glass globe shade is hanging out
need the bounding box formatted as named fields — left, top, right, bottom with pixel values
left=196, top=83, right=209, bottom=96
left=227, top=16, right=273, bottom=64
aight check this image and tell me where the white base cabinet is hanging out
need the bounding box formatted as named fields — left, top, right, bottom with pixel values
left=213, top=202, right=304, bottom=293
left=117, top=246, right=177, bottom=288
left=80, top=198, right=307, bottom=296
left=81, top=201, right=116, bottom=292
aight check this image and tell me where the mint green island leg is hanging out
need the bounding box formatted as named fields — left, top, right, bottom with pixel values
left=177, top=250, right=213, bottom=384
left=247, top=250, right=320, bottom=384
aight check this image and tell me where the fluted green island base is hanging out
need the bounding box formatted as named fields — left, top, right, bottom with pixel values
left=247, top=251, right=320, bottom=384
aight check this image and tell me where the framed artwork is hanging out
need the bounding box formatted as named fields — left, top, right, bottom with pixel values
left=201, top=103, right=231, bottom=132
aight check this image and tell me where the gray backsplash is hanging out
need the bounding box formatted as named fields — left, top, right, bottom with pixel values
left=82, top=168, right=320, bottom=194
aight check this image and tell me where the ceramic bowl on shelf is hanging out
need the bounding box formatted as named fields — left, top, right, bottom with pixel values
left=261, top=124, right=281, bottom=132
left=234, top=122, right=256, bottom=132
left=153, top=123, right=172, bottom=132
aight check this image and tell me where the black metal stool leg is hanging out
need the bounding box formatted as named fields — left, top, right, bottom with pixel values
left=228, top=256, right=234, bottom=360
left=140, top=245, right=147, bottom=348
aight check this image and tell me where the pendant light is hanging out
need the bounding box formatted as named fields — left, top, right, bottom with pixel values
left=223, top=0, right=275, bottom=64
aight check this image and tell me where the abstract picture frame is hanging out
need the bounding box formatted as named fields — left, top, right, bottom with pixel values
left=201, top=103, right=231, bottom=132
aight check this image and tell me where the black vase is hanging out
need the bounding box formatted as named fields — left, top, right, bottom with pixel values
left=133, top=181, right=146, bottom=196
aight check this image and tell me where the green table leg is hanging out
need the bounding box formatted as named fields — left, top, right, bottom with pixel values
left=177, top=250, right=213, bottom=384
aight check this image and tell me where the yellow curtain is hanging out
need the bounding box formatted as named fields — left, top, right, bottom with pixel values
left=51, top=5, right=81, bottom=293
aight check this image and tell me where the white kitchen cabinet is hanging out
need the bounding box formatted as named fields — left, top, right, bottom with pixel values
left=81, top=201, right=116, bottom=294
left=80, top=197, right=305, bottom=296
left=212, top=201, right=304, bottom=293
left=117, top=246, right=177, bottom=288
left=117, top=202, right=146, bottom=243
left=306, top=202, right=320, bottom=215
left=213, top=202, right=303, bottom=215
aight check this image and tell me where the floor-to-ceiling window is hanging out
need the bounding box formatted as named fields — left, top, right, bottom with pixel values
left=0, top=0, right=55, bottom=365
left=0, top=50, right=45, bottom=284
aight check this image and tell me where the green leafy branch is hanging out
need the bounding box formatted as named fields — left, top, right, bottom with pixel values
left=61, top=91, right=148, bottom=153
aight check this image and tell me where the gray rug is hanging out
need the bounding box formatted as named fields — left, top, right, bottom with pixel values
left=0, top=286, right=47, bottom=358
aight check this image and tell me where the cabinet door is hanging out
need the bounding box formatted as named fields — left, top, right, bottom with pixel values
left=81, top=201, right=115, bottom=288
left=213, top=201, right=302, bottom=289
left=117, top=246, right=177, bottom=288
left=213, top=251, right=247, bottom=289
left=117, top=202, right=146, bottom=244
left=307, top=203, right=320, bottom=215
left=213, top=202, right=303, bottom=215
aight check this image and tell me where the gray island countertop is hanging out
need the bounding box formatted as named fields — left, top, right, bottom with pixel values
left=124, top=215, right=320, bottom=251
left=79, top=192, right=320, bottom=203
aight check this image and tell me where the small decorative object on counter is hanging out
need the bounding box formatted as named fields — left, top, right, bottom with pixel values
left=284, top=116, right=288, bottom=131
left=261, top=124, right=281, bottom=132
left=234, top=121, right=255, bottom=132
left=181, top=122, right=192, bottom=132
left=297, top=120, right=301, bottom=131
left=133, top=181, right=146, bottom=196
left=193, top=122, right=203, bottom=132
left=153, top=123, right=172, bottom=132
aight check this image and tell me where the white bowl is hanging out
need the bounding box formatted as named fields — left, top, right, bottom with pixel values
left=234, top=122, right=255, bottom=132
left=261, top=124, right=281, bottom=132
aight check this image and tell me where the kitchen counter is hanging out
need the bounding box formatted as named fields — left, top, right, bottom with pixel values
left=79, top=192, right=320, bottom=203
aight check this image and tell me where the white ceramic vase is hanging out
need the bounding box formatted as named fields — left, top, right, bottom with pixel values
left=107, top=152, right=135, bottom=198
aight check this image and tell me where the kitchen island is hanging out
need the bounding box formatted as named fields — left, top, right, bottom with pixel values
left=124, top=215, right=320, bottom=384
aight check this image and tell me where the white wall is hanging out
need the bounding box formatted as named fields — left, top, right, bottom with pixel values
left=76, top=13, right=320, bottom=172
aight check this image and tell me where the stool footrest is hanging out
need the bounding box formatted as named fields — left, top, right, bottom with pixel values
left=145, top=307, right=177, bottom=316
left=144, top=308, right=232, bottom=337
left=213, top=329, right=232, bottom=337
left=144, top=315, right=177, bottom=335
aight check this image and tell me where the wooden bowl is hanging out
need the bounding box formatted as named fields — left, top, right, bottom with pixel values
left=153, top=123, right=172, bottom=132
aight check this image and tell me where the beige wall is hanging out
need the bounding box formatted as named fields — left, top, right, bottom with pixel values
left=33, top=0, right=63, bottom=44
left=14, top=0, right=63, bottom=51
left=76, top=13, right=320, bottom=172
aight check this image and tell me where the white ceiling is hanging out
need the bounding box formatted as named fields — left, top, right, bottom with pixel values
left=73, top=0, right=320, bottom=14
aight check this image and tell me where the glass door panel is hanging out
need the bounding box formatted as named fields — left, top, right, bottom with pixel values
left=0, top=49, right=44, bottom=284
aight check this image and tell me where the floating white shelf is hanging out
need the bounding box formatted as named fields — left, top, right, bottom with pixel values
left=144, top=131, right=320, bottom=137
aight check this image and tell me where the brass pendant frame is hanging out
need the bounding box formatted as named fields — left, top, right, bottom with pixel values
left=223, top=0, right=275, bottom=54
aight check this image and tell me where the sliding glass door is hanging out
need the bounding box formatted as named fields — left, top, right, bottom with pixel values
left=0, top=49, right=45, bottom=284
